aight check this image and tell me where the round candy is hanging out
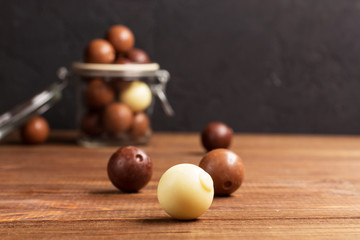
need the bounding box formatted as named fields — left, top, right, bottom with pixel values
left=80, top=112, right=102, bottom=137
left=129, top=112, right=150, bottom=138
left=119, top=81, right=152, bottom=112
left=107, top=146, right=152, bottom=192
left=109, top=79, right=132, bottom=93
left=20, top=116, right=49, bottom=144
left=84, top=39, right=116, bottom=63
left=106, top=25, right=135, bottom=53
left=127, top=48, right=150, bottom=63
left=201, top=122, right=233, bottom=151
left=157, top=163, right=214, bottom=220
left=114, top=57, right=132, bottom=64
left=85, top=78, right=114, bottom=109
left=199, top=149, right=244, bottom=196
left=103, top=103, right=133, bottom=133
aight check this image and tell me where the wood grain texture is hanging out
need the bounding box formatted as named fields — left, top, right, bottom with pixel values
left=1, top=131, right=360, bottom=239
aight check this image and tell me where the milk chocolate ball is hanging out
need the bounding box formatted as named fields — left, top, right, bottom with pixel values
left=107, top=146, right=152, bottom=192
left=21, top=116, right=49, bottom=144
left=199, top=149, right=244, bottom=196
left=85, top=78, right=115, bottom=109
left=129, top=112, right=150, bottom=138
left=84, top=39, right=115, bottom=63
left=127, top=48, right=150, bottom=63
left=201, top=122, right=233, bottom=151
left=80, top=112, right=102, bottom=137
left=103, top=103, right=133, bottom=133
left=106, top=25, right=135, bottom=53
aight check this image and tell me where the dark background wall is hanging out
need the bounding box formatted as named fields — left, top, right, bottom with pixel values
left=1, top=0, right=360, bottom=134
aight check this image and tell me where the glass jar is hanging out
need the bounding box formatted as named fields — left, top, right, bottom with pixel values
left=71, top=62, right=173, bottom=147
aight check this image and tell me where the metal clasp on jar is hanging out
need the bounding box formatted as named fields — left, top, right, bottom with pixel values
left=151, top=70, right=174, bottom=117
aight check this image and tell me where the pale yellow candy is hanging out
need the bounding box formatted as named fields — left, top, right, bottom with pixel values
left=119, top=81, right=152, bottom=112
left=157, top=163, right=214, bottom=220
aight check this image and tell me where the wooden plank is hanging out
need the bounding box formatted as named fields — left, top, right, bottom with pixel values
left=0, top=131, right=360, bottom=239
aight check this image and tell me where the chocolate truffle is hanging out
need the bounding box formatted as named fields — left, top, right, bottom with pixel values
left=114, top=57, right=132, bottom=64
left=103, top=103, right=133, bottom=133
left=119, top=80, right=152, bottom=112
left=20, top=116, right=49, bottom=144
left=106, top=25, right=135, bottom=53
left=109, top=79, right=132, bottom=93
left=129, top=112, right=150, bottom=138
left=107, top=146, right=152, bottom=192
left=199, top=149, right=244, bottom=196
left=85, top=78, right=115, bottom=109
left=80, top=112, right=102, bottom=137
left=84, top=39, right=115, bottom=63
left=201, top=122, right=233, bottom=151
left=127, top=48, right=150, bottom=63
left=157, top=163, right=214, bottom=220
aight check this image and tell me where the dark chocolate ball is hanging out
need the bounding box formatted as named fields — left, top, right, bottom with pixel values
left=106, top=25, right=135, bottom=53
left=129, top=112, right=150, bottom=138
left=199, top=149, right=244, bottom=196
left=107, top=146, right=152, bottom=192
left=80, top=112, right=102, bottom=137
left=84, top=39, right=116, bottom=63
left=21, top=116, right=49, bottom=144
left=103, top=103, right=133, bottom=133
left=127, top=48, right=150, bottom=63
left=85, top=78, right=115, bottom=109
left=201, top=122, right=233, bottom=151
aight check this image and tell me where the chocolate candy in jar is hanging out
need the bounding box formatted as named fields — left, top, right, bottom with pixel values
left=106, top=25, right=135, bottom=53
left=129, top=112, right=151, bottom=140
left=84, top=39, right=116, bottom=64
left=103, top=102, right=133, bottom=134
left=119, top=80, right=152, bottom=112
left=85, top=78, right=114, bottom=110
left=72, top=62, right=173, bottom=146
left=80, top=111, right=103, bottom=137
left=126, top=48, right=150, bottom=64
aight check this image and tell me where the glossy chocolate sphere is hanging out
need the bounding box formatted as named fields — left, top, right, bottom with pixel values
left=103, top=103, right=133, bottom=133
left=201, top=122, right=233, bottom=151
left=106, top=25, right=135, bottom=53
left=129, top=112, right=150, bottom=138
left=85, top=78, right=114, bottom=109
left=107, top=146, right=152, bottom=192
left=199, top=149, right=244, bottom=196
left=84, top=39, right=115, bottom=63
left=127, top=48, right=150, bottom=63
left=21, top=116, right=49, bottom=144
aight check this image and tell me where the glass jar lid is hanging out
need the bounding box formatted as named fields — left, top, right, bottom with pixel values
left=71, top=62, right=160, bottom=78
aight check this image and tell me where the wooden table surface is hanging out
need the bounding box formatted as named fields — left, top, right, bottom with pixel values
left=0, top=131, right=360, bottom=239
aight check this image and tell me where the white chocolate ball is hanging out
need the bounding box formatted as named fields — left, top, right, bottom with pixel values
left=157, top=163, right=214, bottom=220
left=119, top=81, right=152, bottom=112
